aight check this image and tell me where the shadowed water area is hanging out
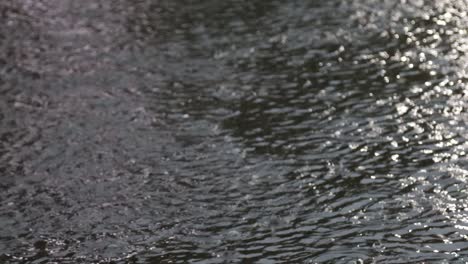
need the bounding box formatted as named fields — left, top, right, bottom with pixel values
left=2, top=0, right=468, bottom=263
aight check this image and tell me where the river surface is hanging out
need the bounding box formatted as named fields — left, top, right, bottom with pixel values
left=2, top=0, right=468, bottom=263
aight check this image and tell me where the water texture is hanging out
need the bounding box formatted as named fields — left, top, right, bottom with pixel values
left=2, top=0, right=468, bottom=263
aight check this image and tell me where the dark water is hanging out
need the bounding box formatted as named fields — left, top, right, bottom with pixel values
left=2, top=0, right=468, bottom=263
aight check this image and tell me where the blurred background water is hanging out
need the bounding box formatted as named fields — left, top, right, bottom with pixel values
left=2, top=0, right=468, bottom=263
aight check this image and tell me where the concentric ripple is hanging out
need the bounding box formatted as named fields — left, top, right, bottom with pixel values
left=2, top=0, right=468, bottom=263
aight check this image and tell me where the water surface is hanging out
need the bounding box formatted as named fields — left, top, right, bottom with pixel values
left=2, top=0, right=468, bottom=263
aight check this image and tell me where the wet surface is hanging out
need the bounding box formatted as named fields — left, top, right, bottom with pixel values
left=2, top=0, right=468, bottom=263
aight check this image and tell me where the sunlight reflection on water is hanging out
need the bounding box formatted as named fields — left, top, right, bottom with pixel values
left=2, top=0, right=468, bottom=263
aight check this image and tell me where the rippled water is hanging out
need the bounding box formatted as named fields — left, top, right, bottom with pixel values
left=2, top=0, right=468, bottom=263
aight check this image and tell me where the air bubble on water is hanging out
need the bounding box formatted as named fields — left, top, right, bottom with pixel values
left=227, top=230, right=241, bottom=238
